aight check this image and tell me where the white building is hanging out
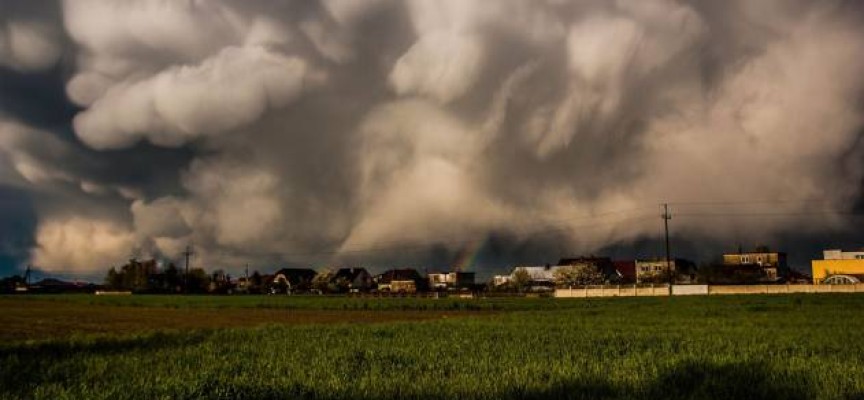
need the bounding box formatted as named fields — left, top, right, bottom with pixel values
left=823, top=249, right=864, bottom=260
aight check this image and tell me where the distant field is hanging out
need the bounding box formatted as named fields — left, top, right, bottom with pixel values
left=2, top=293, right=541, bottom=311
left=0, top=297, right=494, bottom=342
left=2, top=294, right=864, bottom=399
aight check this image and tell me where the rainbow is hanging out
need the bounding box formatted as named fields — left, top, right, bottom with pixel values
left=452, top=238, right=488, bottom=271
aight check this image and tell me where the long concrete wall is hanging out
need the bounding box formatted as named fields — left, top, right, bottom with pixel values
left=554, top=284, right=864, bottom=298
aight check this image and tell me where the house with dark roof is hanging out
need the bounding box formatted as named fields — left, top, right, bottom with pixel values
left=271, top=268, right=317, bottom=293
left=329, top=267, right=373, bottom=292
left=374, top=268, right=427, bottom=293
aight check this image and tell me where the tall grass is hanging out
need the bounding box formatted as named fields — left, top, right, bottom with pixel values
left=2, top=295, right=864, bottom=399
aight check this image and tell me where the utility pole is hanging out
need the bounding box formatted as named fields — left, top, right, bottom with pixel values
left=662, top=203, right=673, bottom=288
left=183, top=245, right=194, bottom=294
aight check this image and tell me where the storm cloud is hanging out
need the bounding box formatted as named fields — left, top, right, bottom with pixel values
left=1, top=0, right=864, bottom=277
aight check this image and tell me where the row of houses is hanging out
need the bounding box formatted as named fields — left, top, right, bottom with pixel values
left=201, top=247, right=864, bottom=294
left=256, top=267, right=477, bottom=294
left=166, top=245, right=864, bottom=293
left=491, top=249, right=809, bottom=291
left=492, top=257, right=698, bottom=292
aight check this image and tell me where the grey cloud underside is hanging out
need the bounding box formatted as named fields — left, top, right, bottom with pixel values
left=1, top=0, right=864, bottom=278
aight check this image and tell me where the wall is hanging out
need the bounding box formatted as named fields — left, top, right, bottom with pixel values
left=554, top=284, right=864, bottom=298
left=672, top=285, right=708, bottom=295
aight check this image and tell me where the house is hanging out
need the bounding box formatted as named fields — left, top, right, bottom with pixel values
left=428, top=271, right=475, bottom=291
left=492, top=274, right=511, bottom=287
left=722, top=249, right=788, bottom=282
left=635, top=258, right=697, bottom=284
left=374, top=269, right=427, bottom=293
left=812, top=249, right=864, bottom=284
left=271, top=268, right=317, bottom=293
left=330, top=267, right=373, bottom=292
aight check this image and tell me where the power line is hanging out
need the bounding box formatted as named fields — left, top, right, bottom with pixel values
left=676, top=211, right=864, bottom=218
left=667, top=199, right=832, bottom=206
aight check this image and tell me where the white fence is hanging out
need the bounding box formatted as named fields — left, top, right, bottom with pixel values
left=554, top=284, right=864, bottom=298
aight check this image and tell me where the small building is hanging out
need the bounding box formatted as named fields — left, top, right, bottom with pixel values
left=635, top=258, right=697, bottom=284
left=492, top=274, right=511, bottom=287
left=330, top=267, right=373, bottom=292
left=271, top=268, right=317, bottom=293
left=428, top=271, right=475, bottom=291
left=375, top=269, right=427, bottom=293
left=722, top=249, right=788, bottom=282
left=812, top=249, right=864, bottom=284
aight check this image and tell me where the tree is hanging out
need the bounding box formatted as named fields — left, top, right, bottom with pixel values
left=331, top=276, right=351, bottom=293
left=755, top=245, right=771, bottom=253
left=163, top=263, right=181, bottom=293
left=104, top=267, right=122, bottom=290
left=312, top=270, right=333, bottom=293
left=186, top=268, right=209, bottom=293
left=250, top=271, right=263, bottom=293
left=0, top=274, right=25, bottom=294
left=510, top=268, right=532, bottom=293
left=553, top=265, right=604, bottom=287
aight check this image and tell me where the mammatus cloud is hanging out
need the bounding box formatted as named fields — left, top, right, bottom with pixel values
left=0, top=0, right=63, bottom=72
left=0, top=0, right=863, bottom=275
left=73, top=46, right=317, bottom=149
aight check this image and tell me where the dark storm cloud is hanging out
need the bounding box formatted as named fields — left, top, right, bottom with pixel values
left=1, top=0, right=864, bottom=278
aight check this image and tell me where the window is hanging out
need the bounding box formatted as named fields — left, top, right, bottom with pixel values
left=856, top=255, right=864, bottom=260
left=741, top=256, right=750, bottom=263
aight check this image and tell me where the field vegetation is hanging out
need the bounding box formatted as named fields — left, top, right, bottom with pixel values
left=2, top=294, right=864, bottom=399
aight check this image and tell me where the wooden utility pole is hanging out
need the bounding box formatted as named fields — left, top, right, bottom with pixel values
left=662, top=203, right=673, bottom=287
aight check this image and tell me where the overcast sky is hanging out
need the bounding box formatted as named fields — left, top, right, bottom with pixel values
left=2, top=0, right=864, bottom=280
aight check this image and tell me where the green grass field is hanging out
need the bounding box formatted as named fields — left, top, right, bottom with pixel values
left=2, top=294, right=864, bottom=399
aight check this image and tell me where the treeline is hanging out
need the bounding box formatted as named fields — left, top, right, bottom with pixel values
left=103, top=259, right=266, bottom=294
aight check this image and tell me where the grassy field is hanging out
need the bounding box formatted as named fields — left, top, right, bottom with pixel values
left=2, top=294, right=864, bottom=399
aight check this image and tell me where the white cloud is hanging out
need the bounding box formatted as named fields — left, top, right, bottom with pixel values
left=0, top=20, right=62, bottom=71
left=73, top=46, right=314, bottom=149
left=31, top=218, right=136, bottom=272
left=131, top=197, right=191, bottom=238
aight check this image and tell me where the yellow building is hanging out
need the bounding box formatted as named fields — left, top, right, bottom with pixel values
left=812, top=249, right=864, bottom=284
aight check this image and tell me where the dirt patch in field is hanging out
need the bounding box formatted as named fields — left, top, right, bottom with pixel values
left=0, top=299, right=494, bottom=342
